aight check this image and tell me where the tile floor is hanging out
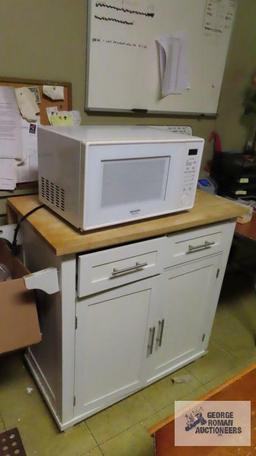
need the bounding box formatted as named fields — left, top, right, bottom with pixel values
left=0, top=271, right=255, bottom=456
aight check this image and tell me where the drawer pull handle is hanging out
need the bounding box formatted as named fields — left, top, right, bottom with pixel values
left=111, top=261, right=148, bottom=278
left=156, top=319, right=165, bottom=348
left=147, top=326, right=155, bottom=357
left=186, top=241, right=215, bottom=254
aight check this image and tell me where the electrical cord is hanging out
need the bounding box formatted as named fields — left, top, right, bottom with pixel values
left=11, top=204, right=45, bottom=255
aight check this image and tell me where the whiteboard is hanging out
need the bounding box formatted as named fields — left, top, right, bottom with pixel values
left=86, top=0, right=237, bottom=115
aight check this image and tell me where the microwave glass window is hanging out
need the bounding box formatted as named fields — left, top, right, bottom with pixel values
left=101, top=156, right=170, bottom=207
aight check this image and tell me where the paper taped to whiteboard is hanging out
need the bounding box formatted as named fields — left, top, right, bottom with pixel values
left=156, top=33, right=190, bottom=97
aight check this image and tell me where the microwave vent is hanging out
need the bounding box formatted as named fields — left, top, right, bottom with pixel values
left=41, top=177, right=65, bottom=211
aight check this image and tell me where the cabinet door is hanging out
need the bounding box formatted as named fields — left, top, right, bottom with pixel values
left=145, top=255, right=222, bottom=384
left=74, top=276, right=158, bottom=417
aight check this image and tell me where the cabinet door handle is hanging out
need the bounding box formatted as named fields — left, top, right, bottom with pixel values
left=158, top=319, right=165, bottom=347
left=156, top=319, right=165, bottom=348
left=155, top=320, right=162, bottom=348
left=186, top=240, right=215, bottom=254
left=111, top=261, right=147, bottom=278
left=147, top=326, right=155, bottom=357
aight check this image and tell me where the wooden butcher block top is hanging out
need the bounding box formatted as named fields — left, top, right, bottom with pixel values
left=8, top=191, right=248, bottom=256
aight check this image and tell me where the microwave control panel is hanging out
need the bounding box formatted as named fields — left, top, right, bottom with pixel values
left=182, top=149, right=199, bottom=204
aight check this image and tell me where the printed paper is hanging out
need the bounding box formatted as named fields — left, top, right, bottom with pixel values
left=17, top=120, right=39, bottom=183
left=156, top=33, right=190, bottom=97
left=0, top=158, right=17, bottom=190
left=0, top=87, right=22, bottom=159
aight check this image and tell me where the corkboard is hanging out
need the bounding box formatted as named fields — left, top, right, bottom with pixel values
left=0, top=77, right=72, bottom=189
left=0, top=76, right=72, bottom=124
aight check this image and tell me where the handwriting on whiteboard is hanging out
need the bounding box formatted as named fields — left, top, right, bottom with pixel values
left=203, top=0, right=237, bottom=36
left=95, top=1, right=155, bottom=18
left=92, top=37, right=147, bottom=49
left=94, top=15, right=134, bottom=25
left=91, top=0, right=155, bottom=27
left=91, top=0, right=155, bottom=49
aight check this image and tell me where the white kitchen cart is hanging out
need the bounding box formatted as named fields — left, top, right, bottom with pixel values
left=4, top=191, right=246, bottom=430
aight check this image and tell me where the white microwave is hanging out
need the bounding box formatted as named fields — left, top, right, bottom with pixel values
left=38, top=126, right=204, bottom=231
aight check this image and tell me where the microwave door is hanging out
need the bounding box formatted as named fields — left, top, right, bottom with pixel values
left=85, top=143, right=177, bottom=230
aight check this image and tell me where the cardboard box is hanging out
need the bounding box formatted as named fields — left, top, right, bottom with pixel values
left=0, top=239, right=41, bottom=354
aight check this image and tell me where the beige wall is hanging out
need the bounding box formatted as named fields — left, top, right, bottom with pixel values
left=216, top=0, right=256, bottom=151
left=0, top=0, right=255, bottom=169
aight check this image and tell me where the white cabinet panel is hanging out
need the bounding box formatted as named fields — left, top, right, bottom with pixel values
left=74, top=277, right=158, bottom=416
left=145, top=255, right=222, bottom=384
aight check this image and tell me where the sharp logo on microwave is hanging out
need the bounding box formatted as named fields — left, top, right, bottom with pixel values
left=130, top=209, right=141, bottom=215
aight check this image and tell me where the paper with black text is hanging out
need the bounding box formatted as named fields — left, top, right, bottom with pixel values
left=0, top=87, right=22, bottom=159
left=17, top=119, right=38, bottom=183
left=0, top=158, right=17, bottom=190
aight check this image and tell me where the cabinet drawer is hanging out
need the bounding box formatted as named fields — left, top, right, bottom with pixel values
left=162, top=225, right=224, bottom=268
left=77, top=238, right=161, bottom=297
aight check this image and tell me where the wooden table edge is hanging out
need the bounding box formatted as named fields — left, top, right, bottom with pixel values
left=7, top=192, right=247, bottom=257
left=149, top=362, right=256, bottom=436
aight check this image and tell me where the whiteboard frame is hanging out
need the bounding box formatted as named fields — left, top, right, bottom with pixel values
left=85, top=0, right=236, bottom=116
